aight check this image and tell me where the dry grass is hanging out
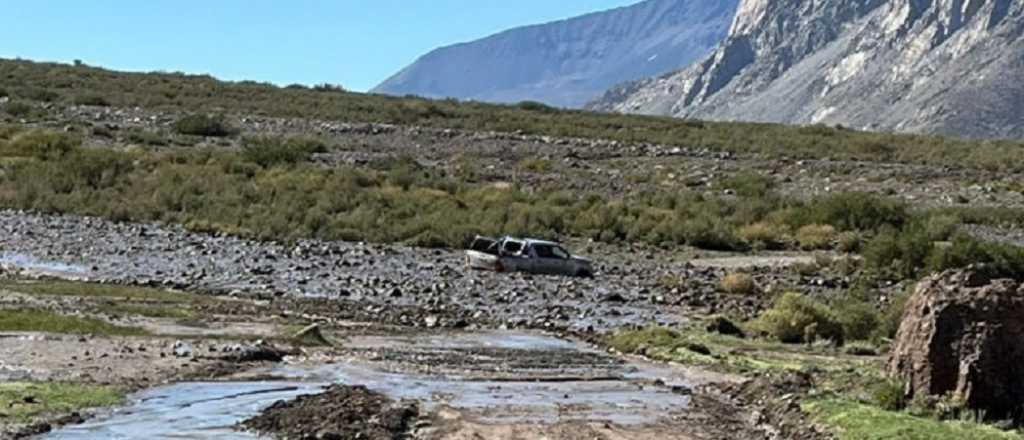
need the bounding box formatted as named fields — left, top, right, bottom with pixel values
left=797, top=224, right=837, bottom=250
left=720, top=272, right=758, bottom=295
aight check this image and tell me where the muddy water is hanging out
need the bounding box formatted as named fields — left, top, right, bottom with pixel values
left=40, top=331, right=693, bottom=438
left=41, top=382, right=324, bottom=439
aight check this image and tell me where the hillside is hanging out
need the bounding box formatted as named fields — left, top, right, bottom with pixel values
left=589, top=0, right=1024, bottom=140
left=372, top=0, right=738, bottom=108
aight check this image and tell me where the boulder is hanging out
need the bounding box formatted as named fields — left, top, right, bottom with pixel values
left=888, top=269, right=1024, bottom=421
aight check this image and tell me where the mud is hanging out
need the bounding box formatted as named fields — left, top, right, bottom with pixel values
left=240, top=385, right=418, bottom=440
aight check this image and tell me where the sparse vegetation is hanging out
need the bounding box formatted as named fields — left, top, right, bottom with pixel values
left=0, top=382, right=123, bottom=424
left=0, top=310, right=147, bottom=335
left=804, top=399, right=1021, bottom=440
left=0, top=279, right=193, bottom=302
left=241, top=135, right=327, bottom=167
left=2, top=59, right=1023, bottom=171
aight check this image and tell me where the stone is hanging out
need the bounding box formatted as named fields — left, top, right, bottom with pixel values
left=888, top=270, right=1024, bottom=422
left=705, top=316, right=746, bottom=338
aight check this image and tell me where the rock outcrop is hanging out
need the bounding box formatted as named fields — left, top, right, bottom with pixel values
left=888, top=269, right=1024, bottom=421
left=590, top=0, right=1024, bottom=140
left=373, top=0, right=738, bottom=108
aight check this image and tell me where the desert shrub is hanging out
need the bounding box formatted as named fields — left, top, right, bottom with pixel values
left=72, top=94, right=110, bottom=107
left=791, top=192, right=908, bottom=232
left=796, top=224, right=836, bottom=250
left=0, top=130, right=80, bottom=159
left=737, top=222, right=788, bottom=249
left=680, top=214, right=745, bottom=251
left=2, top=101, right=33, bottom=117
left=754, top=292, right=843, bottom=344
left=720, top=272, right=757, bottom=295
left=241, top=136, right=327, bottom=167
left=873, top=380, right=908, bottom=411
left=863, top=224, right=932, bottom=279
left=173, top=114, right=235, bottom=137
left=924, top=214, right=960, bottom=241
left=833, top=299, right=881, bottom=341
left=928, top=233, right=1024, bottom=279
left=836, top=231, right=863, bottom=253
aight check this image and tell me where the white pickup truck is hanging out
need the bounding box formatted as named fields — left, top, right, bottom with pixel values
left=466, top=236, right=594, bottom=277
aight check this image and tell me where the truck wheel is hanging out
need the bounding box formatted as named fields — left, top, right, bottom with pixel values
left=575, top=269, right=592, bottom=278
left=494, top=261, right=505, bottom=273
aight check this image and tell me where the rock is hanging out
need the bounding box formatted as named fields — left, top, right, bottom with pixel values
left=292, top=323, right=331, bottom=346
left=705, top=316, right=745, bottom=338
left=172, top=340, right=193, bottom=358
left=888, top=270, right=1024, bottom=422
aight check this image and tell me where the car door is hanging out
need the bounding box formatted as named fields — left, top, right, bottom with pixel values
left=530, top=244, right=562, bottom=274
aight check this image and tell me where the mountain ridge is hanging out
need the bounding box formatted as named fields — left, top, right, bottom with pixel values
left=589, top=0, right=1024, bottom=140
left=373, top=0, right=739, bottom=108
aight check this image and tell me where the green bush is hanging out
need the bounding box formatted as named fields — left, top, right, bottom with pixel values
left=0, top=130, right=80, bottom=159
left=241, top=136, right=327, bottom=167
left=172, top=114, right=235, bottom=137
left=754, top=292, right=844, bottom=344
left=834, top=299, right=881, bottom=341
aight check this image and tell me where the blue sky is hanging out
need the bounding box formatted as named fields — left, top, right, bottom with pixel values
left=1, top=1, right=638, bottom=92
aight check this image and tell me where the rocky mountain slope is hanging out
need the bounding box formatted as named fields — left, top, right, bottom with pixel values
left=590, top=0, right=1024, bottom=139
left=372, top=0, right=738, bottom=108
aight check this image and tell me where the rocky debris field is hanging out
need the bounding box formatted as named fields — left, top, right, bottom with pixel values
left=0, top=210, right=893, bottom=335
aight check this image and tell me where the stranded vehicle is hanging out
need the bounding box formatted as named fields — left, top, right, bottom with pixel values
left=466, top=236, right=594, bottom=277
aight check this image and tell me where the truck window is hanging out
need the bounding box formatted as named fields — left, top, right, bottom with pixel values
left=533, top=244, right=555, bottom=258
left=552, top=246, right=570, bottom=260
left=503, top=241, right=524, bottom=254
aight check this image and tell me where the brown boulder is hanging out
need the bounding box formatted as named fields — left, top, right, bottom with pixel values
left=888, top=269, right=1024, bottom=421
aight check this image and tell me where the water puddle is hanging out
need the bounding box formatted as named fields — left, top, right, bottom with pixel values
left=41, top=331, right=691, bottom=438
left=0, top=252, right=89, bottom=278
left=40, top=382, right=324, bottom=439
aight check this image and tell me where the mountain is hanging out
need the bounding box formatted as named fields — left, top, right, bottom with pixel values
left=372, top=0, right=739, bottom=108
left=589, top=0, right=1024, bottom=139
